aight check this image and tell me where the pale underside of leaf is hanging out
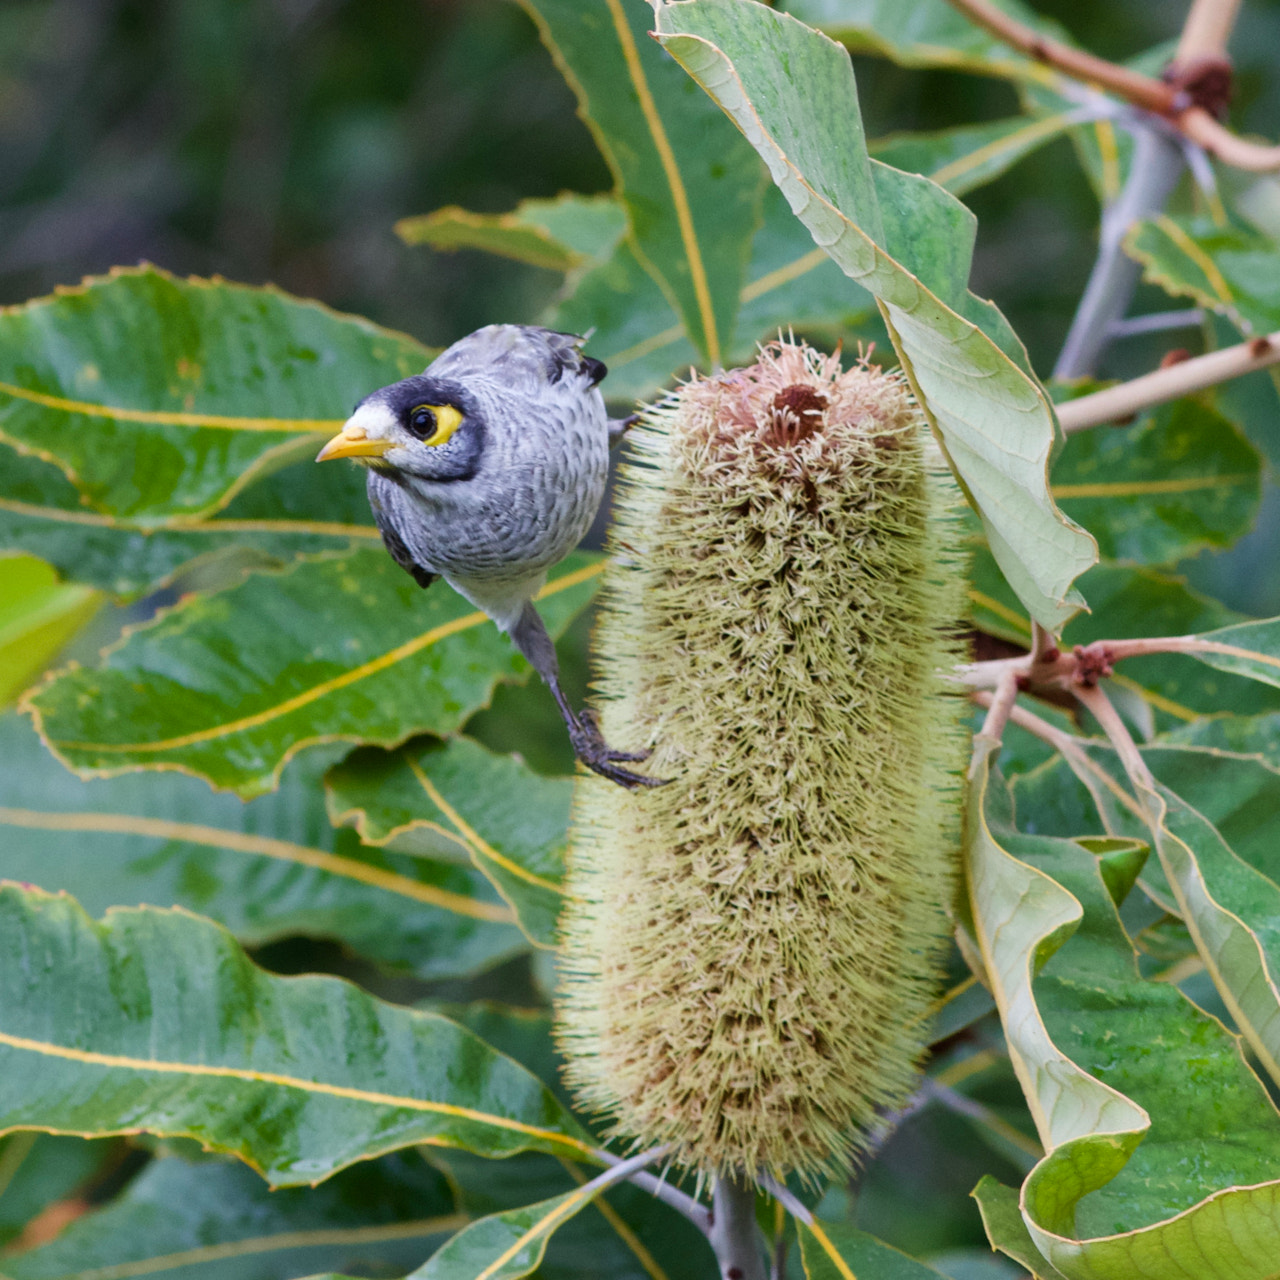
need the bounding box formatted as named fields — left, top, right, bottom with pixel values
left=652, top=0, right=1095, bottom=630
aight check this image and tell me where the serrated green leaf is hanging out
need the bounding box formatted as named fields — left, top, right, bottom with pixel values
left=0, top=446, right=380, bottom=600
left=396, top=193, right=628, bottom=273
left=0, top=714, right=524, bottom=980
left=326, top=736, right=571, bottom=950
left=1126, top=215, right=1280, bottom=337
left=1089, top=743, right=1280, bottom=1094
left=653, top=0, right=1095, bottom=630
left=1050, top=399, right=1261, bottom=565
left=1173, top=615, right=1280, bottom=691
left=1162, top=709, right=1280, bottom=765
left=520, top=0, right=764, bottom=367
left=426, top=1149, right=712, bottom=1280
left=968, top=744, right=1280, bottom=1278
left=1, top=1152, right=462, bottom=1280
left=971, top=1176, right=1061, bottom=1279
left=0, top=554, right=100, bottom=706
left=25, top=550, right=602, bottom=797
left=798, top=1217, right=949, bottom=1278
left=871, top=114, right=1080, bottom=199
left=0, top=884, right=597, bottom=1182
left=0, top=266, right=431, bottom=521
left=409, top=1188, right=594, bottom=1280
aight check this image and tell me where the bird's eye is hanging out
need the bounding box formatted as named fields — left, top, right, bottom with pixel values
left=406, top=403, right=464, bottom=447
left=407, top=405, right=437, bottom=439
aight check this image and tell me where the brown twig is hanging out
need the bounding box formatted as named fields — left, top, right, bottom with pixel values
left=1073, top=683, right=1156, bottom=791
left=971, top=668, right=1021, bottom=769
left=1056, top=331, right=1280, bottom=433
left=942, top=0, right=1280, bottom=172
left=1174, top=0, right=1243, bottom=66
left=1175, top=111, right=1280, bottom=172
left=973, top=691, right=1149, bottom=824
left=941, top=0, right=1171, bottom=112
left=962, top=633, right=1248, bottom=692
left=973, top=691, right=1070, bottom=756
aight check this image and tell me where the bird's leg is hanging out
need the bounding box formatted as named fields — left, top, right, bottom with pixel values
left=509, top=601, right=666, bottom=789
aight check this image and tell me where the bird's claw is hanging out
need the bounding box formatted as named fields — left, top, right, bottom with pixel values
left=577, top=707, right=652, bottom=762
left=570, top=709, right=668, bottom=789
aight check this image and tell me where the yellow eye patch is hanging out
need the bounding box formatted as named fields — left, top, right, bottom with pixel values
left=408, top=403, right=464, bottom=447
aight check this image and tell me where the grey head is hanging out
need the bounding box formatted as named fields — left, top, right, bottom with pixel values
left=314, top=325, right=606, bottom=482
left=428, top=324, right=607, bottom=397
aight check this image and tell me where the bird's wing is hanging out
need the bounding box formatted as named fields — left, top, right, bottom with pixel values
left=371, top=502, right=438, bottom=590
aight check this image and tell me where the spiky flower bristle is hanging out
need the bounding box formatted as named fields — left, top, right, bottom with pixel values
left=555, top=340, right=969, bottom=1181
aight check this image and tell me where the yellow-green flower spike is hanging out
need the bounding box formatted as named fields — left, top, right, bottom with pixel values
left=556, top=339, right=969, bottom=1181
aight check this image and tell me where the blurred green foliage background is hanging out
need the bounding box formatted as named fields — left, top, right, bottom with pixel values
left=4, top=0, right=1275, bottom=373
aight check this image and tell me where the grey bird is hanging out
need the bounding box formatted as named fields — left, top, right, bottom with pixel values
left=316, top=323, right=660, bottom=788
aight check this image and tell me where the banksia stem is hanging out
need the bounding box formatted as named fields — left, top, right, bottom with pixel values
left=556, top=340, right=968, bottom=1181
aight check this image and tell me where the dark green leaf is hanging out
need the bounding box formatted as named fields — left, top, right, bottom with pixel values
left=967, top=746, right=1280, bottom=1275
left=26, top=549, right=602, bottom=797
left=1162, top=709, right=1280, bottom=766
left=798, top=1217, right=949, bottom=1278
left=409, top=1189, right=596, bottom=1280
left=729, top=185, right=876, bottom=359
left=0, top=1135, right=118, bottom=1249
left=653, top=0, right=1096, bottom=629
left=430, top=1005, right=563, bottom=1108
left=1, top=1152, right=461, bottom=1280
left=0, top=446, right=380, bottom=600
left=0, top=884, right=596, bottom=1182
left=396, top=193, right=627, bottom=272
left=871, top=114, right=1080, bottom=199
left=1127, top=216, right=1280, bottom=338
left=520, top=0, right=764, bottom=367
left=326, top=736, right=571, bottom=950
left=424, top=1150, right=712, bottom=1280
left=1050, top=399, right=1261, bottom=565
left=0, top=266, right=431, bottom=520
left=0, top=714, right=524, bottom=980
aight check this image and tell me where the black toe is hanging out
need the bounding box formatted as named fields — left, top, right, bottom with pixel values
left=569, top=711, right=668, bottom=788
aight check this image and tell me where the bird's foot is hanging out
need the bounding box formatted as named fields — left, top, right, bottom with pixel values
left=577, top=708, right=651, bottom=762
left=570, top=708, right=668, bottom=789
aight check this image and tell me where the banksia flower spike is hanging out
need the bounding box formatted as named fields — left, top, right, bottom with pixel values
left=556, top=339, right=968, bottom=1182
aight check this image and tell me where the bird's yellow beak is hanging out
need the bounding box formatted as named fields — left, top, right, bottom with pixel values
left=315, top=422, right=395, bottom=462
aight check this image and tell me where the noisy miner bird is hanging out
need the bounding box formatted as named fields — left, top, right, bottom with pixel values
left=316, top=323, right=660, bottom=789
